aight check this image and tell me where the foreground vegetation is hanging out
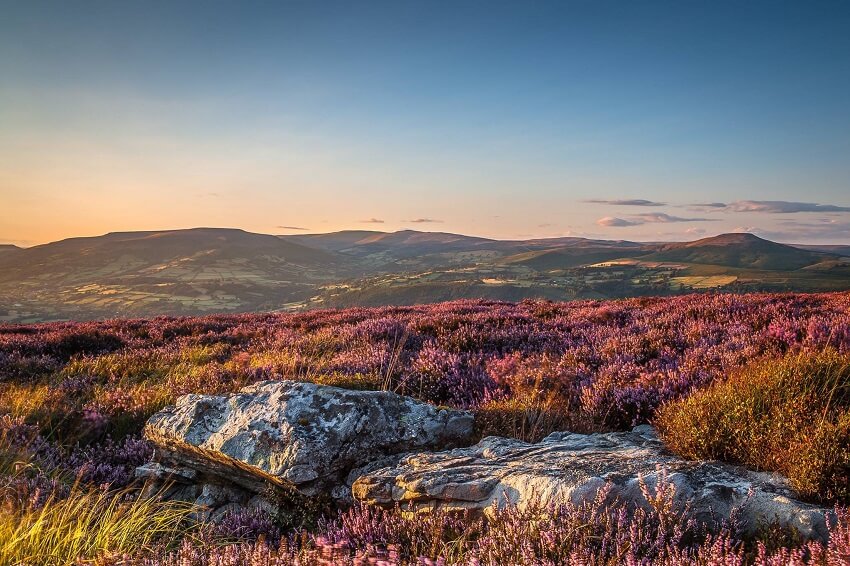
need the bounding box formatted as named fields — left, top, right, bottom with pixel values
left=1, top=292, right=850, bottom=564
left=658, top=351, right=850, bottom=504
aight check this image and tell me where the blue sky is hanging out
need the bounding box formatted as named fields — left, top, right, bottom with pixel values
left=2, top=0, right=849, bottom=244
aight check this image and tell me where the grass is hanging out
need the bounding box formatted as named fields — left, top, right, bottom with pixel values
left=474, top=387, right=581, bottom=443
left=0, top=484, right=196, bottom=565
left=655, top=349, right=850, bottom=503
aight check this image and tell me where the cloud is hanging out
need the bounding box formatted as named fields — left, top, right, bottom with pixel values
left=693, top=200, right=850, bottom=213
left=690, top=202, right=728, bottom=209
left=360, top=218, right=385, bottom=224
left=631, top=212, right=715, bottom=223
left=598, top=213, right=714, bottom=227
left=405, top=218, right=443, bottom=223
left=585, top=199, right=666, bottom=207
left=596, top=217, right=641, bottom=227
left=276, top=225, right=309, bottom=231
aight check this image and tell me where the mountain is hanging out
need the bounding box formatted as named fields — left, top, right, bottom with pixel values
left=0, top=228, right=345, bottom=278
left=285, top=230, right=655, bottom=271
left=0, top=228, right=355, bottom=321
left=640, top=233, right=830, bottom=271
left=497, top=246, right=649, bottom=270
left=0, top=245, right=20, bottom=256
left=0, top=229, right=847, bottom=323
left=286, top=230, right=507, bottom=266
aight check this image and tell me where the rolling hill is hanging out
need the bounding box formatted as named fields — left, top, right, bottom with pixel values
left=0, top=228, right=356, bottom=321
left=0, top=228, right=347, bottom=280
left=0, top=229, right=847, bottom=322
left=641, top=233, right=830, bottom=271
left=793, top=244, right=850, bottom=257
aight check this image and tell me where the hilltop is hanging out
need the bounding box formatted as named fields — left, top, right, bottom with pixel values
left=641, top=233, right=829, bottom=270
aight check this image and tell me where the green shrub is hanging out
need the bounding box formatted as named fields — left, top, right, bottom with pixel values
left=655, top=350, right=850, bottom=503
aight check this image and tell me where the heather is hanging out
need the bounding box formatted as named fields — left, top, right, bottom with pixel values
left=3, top=293, right=850, bottom=443
left=2, top=292, right=850, bottom=564
left=90, top=497, right=850, bottom=565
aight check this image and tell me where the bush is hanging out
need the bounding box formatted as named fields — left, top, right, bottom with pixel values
left=656, top=350, right=850, bottom=503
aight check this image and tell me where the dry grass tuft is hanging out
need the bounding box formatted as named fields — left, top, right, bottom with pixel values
left=0, top=484, right=195, bottom=565
left=656, top=350, right=850, bottom=503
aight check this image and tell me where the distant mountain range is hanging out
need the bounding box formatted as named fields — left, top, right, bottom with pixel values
left=1, top=228, right=848, bottom=322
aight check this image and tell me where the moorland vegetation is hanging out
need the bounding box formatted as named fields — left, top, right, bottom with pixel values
left=1, top=292, right=849, bottom=564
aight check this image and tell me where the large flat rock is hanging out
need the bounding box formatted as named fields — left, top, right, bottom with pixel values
left=352, top=425, right=831, bottom=540
left=142, top=380, right=474, bottom=500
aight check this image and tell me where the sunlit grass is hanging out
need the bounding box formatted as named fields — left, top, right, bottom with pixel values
left=0, top=484, right=195, bottom=565
left=0, top=384, right=51, bottom=421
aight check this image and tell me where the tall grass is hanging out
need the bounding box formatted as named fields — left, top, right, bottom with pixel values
left=656, top=350, right=850, bottom=503
left=0, top=485, right=195, bottom=565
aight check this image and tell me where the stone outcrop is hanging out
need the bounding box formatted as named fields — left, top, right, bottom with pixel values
left=352, top=425, right=831, bottom=540
left=137, top=380, right=474, bottom=516
left=138, top=382, right=830, bottom=541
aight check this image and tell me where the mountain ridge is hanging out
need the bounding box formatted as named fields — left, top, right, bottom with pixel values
left=0, top=228, right=847, bottom=322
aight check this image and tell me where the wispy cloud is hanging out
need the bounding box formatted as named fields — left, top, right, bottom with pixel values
left=405, top=218, right=443, bottom=223
left=585, top=199, right=666, bottom=207
left=597, top=213, right=713, bottom=227
left=276, top=225, right=309, bottom=231
left=596, top=217, right=641, bottom=227
left=692, top=200, right=850, bottom=213
left=691, top=202, right=727, bottom=209
left=632, top=213, right=714, bottom=223
left=360, top=218, right=385, bottom=224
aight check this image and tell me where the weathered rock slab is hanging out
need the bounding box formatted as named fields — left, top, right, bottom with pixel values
left=352, top=425, right=831, bottom=540
left=140, top=380, right=475, bottom=504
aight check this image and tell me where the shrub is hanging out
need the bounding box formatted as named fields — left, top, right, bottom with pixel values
left=656, top=350, right=850, bottom=503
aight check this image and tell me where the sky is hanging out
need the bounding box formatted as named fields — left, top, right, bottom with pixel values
left=2, top=0, right=850, bottom=246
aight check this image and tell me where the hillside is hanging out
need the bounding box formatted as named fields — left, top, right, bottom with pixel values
left=0, top=228, right=355, bottom=321
left=1, top=229, right=848, bottom=322
left=794, top=244, right=850, bottom=257
left=497, top=246, right=648, bottom=270
left=0, top=228, right=346, bottom=279
left=640, top=233, right=831, bottom=270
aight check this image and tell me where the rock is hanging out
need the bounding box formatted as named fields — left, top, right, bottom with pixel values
left=138, top=380, right=475, bottom=518
left=352, top=426, right=831, bottom=541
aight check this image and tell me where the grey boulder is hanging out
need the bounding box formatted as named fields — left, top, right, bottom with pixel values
left=352, top=425, right=831, bottom=541
left=140, top=380, right=474, bottom=503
